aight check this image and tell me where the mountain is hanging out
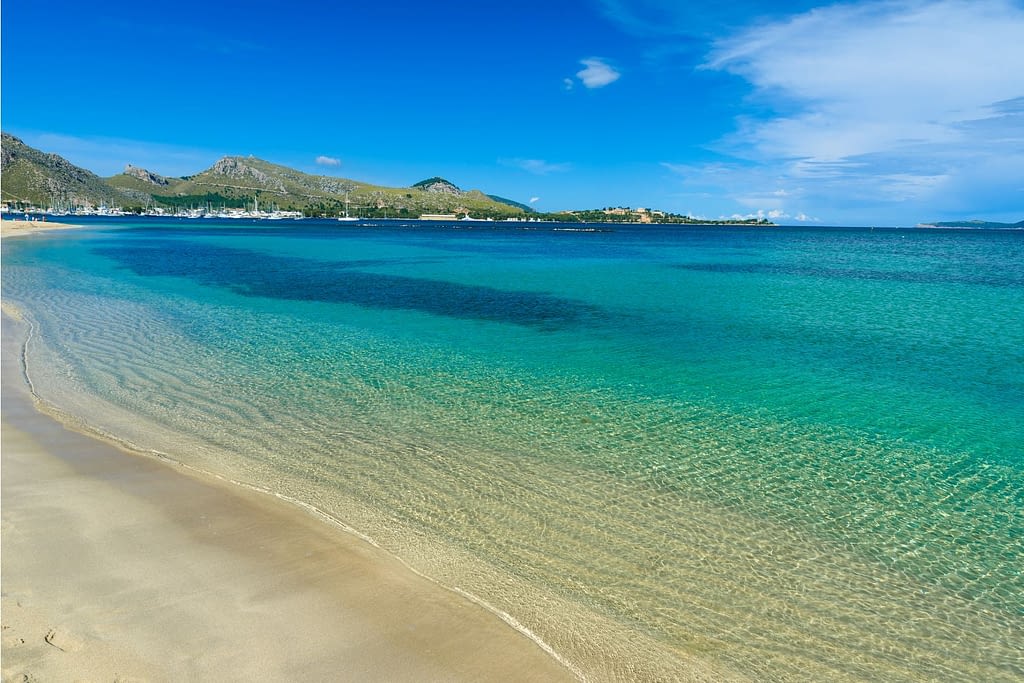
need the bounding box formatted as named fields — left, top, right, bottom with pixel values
left=2, top=134, right=528, bottom=219
left=1, top=132, right=123, bottom=208
left=106, top=155, right=371, bottom=213
left=108, top=155, right=527, bottom=218
left=918, top=219, right=1024, bottom=229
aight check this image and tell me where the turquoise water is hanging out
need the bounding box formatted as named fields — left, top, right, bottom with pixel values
left=4, top=219, right=1023, bottom=680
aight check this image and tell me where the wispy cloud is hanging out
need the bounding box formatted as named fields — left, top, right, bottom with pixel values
left=664, top=0, right=1024, bottom=223
left=104, top=18, right=265, bottom=57
left=530, top=197, right=541, bottom=204
left=316, top=155, right=341, bottom=166
left=500, top=158, right=572, bottom=175
left=705, top=0, right=1024, bottom=163
left=575, top=58, right=621, bottom=88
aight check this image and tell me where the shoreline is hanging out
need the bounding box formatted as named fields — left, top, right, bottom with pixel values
left=1, top=218, right=84, bottom=238
left=0, top=311, right=576, bottom=682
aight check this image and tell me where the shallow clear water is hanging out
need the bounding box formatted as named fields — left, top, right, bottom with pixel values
left=4, top=219, right=1023, bottom=680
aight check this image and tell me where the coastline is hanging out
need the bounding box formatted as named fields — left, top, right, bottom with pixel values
left=1, top=218, right=84, bottom=239
left=5, top=221, right=1018, bottom=681
left=0, top=311, right=576, bottom=682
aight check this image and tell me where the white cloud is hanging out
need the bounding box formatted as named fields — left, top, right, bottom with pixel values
left=316, top=155, right=341, bottom=166
left=563, top=77, right=575, bottom=91
left=706, top=1, right=1024, bottom=163
left=529, top=197, right=540, bottom=204
left=724, top=207, right=818, bottom=223
left=500, top=158, right=572, bottom=175
left=662, top=161, right=818, bottom=224
left=729, top=210, right=769, bottom=221
left=679, top=0, right=1024, bottom=223
left=576, top=58, right=621, bottom=88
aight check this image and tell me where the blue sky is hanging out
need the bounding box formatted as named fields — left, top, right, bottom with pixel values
left=3, top=0, right=1022, bottom=225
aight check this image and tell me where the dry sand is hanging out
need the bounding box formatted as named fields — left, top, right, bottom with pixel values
left=1, top=218, right=84, bottom=238
left=0, top=312, right=576, bottom=682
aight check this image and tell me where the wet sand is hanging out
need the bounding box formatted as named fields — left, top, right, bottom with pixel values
left=0, top=312, right=576, bottom=681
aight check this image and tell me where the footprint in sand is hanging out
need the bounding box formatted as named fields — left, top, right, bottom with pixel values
left=43, top=627, right=83, bottom=652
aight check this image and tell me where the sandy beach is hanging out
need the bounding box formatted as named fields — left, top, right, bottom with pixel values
left=1, top=218, right=84, bottom=239
left=0, top=312, right=575, bottom=682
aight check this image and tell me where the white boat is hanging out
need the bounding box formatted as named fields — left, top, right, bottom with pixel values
left=337, top=193, right=359, bottom=221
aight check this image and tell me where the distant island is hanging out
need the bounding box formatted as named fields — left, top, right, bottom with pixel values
left=1, top=132, right=770, bottom=225
left=917, top=219, right=1024, bottom=229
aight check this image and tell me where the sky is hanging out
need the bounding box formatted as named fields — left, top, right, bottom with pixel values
left=2, top=0, right=1022, bottom=225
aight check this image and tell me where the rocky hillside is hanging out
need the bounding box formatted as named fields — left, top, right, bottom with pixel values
left=1, top=132, right=123, bottom=208
left=123, top=164, right=172, bottom=186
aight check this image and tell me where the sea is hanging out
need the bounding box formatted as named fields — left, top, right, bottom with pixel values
left=3, top=217, right=1022, bottom=681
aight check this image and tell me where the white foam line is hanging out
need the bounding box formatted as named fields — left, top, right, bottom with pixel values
left=13, top=308, right=586, bottom=682
left=450, top=586, right=589, bottom=682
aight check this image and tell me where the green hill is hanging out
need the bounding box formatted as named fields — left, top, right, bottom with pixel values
left=487, top=194, right=534, bottom=212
